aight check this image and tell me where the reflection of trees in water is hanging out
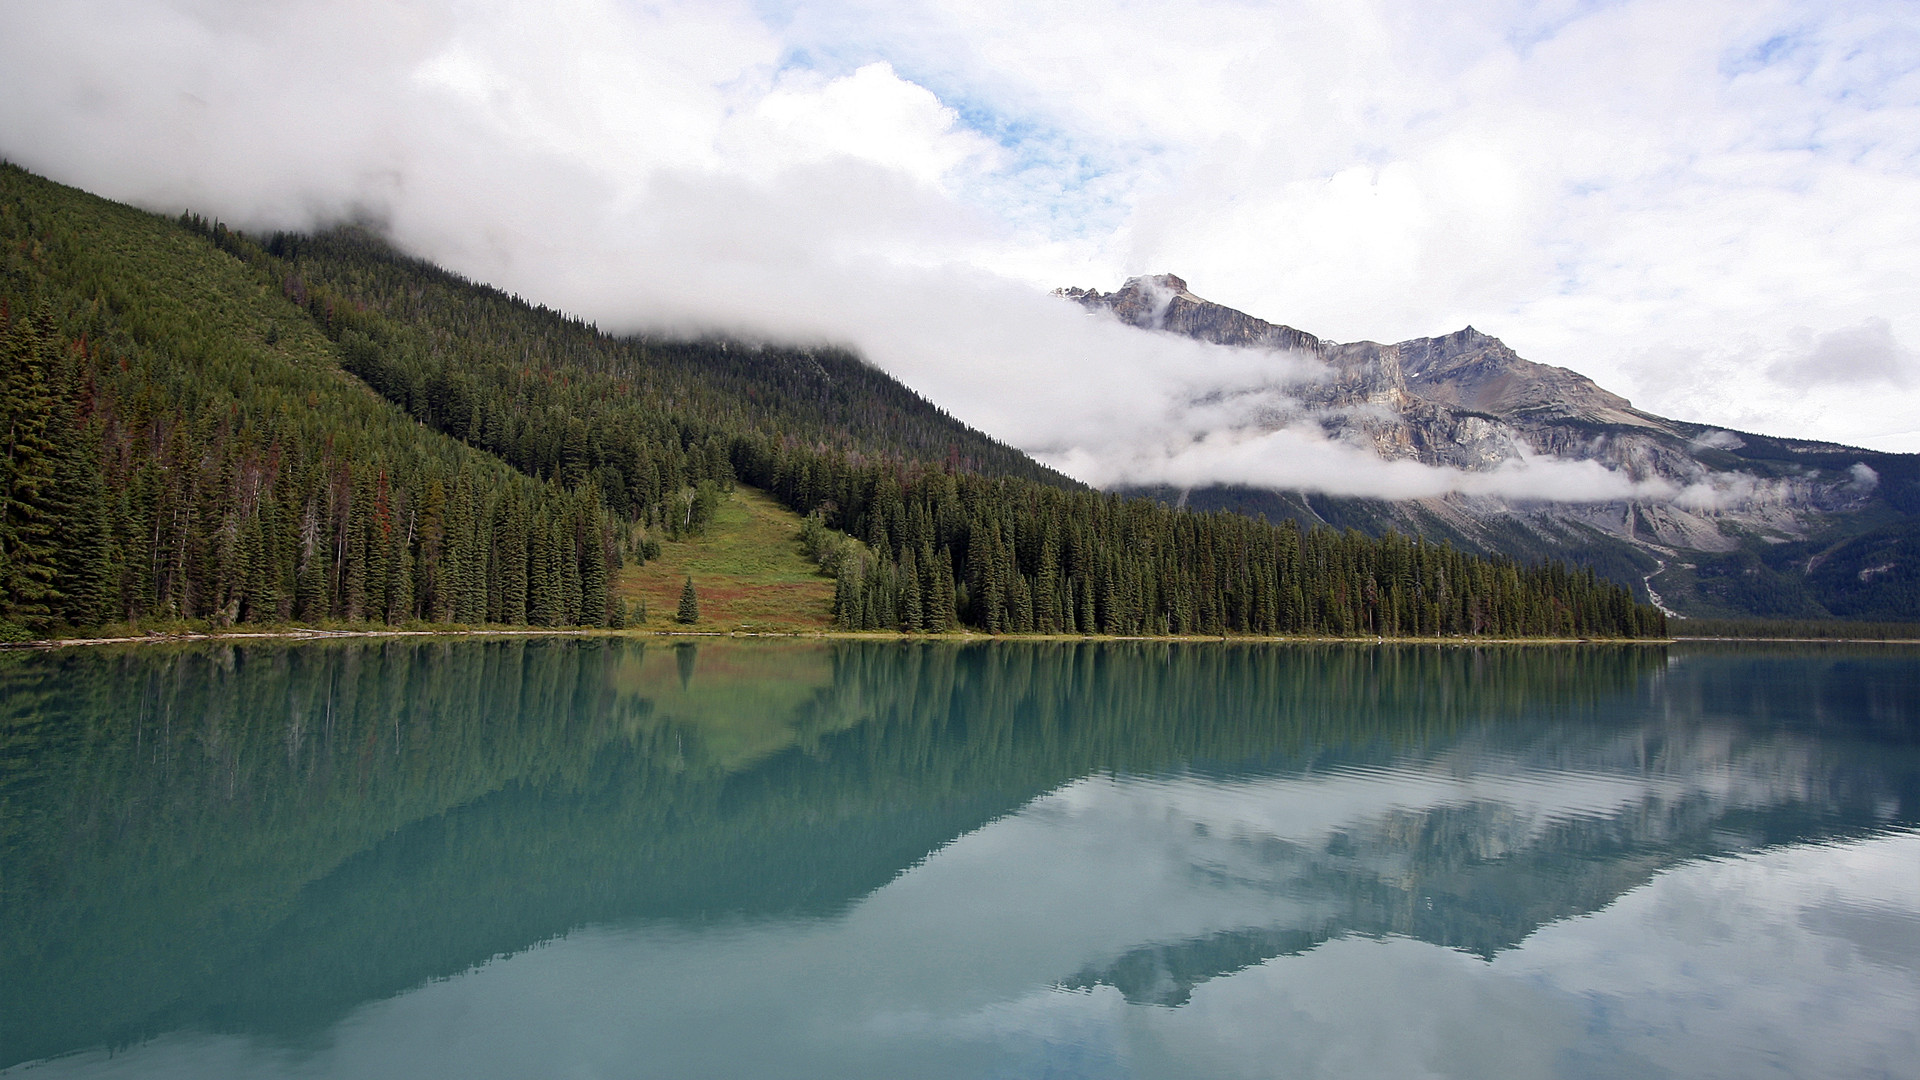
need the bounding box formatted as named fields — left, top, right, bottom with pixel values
left=674, top=641, right=697, bottom=689
left=0, top=640, right=1912, bottom=1065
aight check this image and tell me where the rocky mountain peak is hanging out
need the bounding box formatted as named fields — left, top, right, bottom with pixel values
left=1120, top=272, right=1194, bottom=296
left=1053, top=274, right=1915, bottom=622
left=1057, top=273, right=1322, bottom=353
left=1387, top=326, right=1639, bottom=423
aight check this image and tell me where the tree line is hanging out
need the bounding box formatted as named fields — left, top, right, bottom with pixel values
left=747, top=442, right=1662, bottom=638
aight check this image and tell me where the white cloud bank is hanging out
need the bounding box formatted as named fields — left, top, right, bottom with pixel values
left=2, top=0, right=1917, bottom=505
left=1047, top=429, right=1669, bottom=504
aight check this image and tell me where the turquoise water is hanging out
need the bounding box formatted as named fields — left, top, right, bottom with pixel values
left=3, top=639, right=1916, bottom=1078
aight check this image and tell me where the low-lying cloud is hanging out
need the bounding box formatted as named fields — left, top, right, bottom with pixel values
left=1045, top=428, right=1666, bottom=503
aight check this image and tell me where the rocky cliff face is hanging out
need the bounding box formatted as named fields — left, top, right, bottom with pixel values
left=1058, top=274, right=1323, bottom=354
left=1060, top=275, right=1920, bottom=620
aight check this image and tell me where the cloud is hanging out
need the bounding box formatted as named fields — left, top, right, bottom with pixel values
left=1689, top=429, right=1745, bottom=451
left=3, top=0, right=1918, bottom=492
left=1045, top=429, right=1667, bottom=502
left=742, top=63, right=997, bottom=188
left=1669, top=470, right=1789, bottom=512
left=1767, top=318, right=1914, bottom=388
left=1029, top=363, right=1679, bottom=502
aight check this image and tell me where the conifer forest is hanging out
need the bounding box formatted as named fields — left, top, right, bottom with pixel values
left=0, top=164, right=1664, bottom=640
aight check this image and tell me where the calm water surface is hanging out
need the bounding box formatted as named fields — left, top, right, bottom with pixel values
left=3, top=639, right=1917, bottom=1079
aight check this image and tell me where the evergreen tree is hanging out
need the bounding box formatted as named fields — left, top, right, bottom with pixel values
left=296, top=501, right=331, bottom=622
left=930, top=549, right=957, bottom=632
left=899, top=546, right=923, bottom=632
left=677, top=576, right=700, bottom=624
left=343, top=476, right=370, bottom=621
left=0, top=309, right=64, bottom=632
left=579, top=495, right=609, bottom=628
left=527, top=511, right=557, bottom=627
left=833, top=557, right=860, bottom=630
left=387, top=519, right=414, bottom=623
left=492, top=491, right=526, bottom=625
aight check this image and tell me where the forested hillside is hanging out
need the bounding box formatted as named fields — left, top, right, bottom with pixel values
left=246, top=226, right=1072, bottom=503
left=0, top=166, right=623, bottom=637
left=0, top=164, right=1664, bottom=639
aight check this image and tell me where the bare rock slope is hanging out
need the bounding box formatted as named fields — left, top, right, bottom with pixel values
left=1061, top=274, right=1920, bottom=620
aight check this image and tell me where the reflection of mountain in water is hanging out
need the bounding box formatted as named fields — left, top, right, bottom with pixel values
left=1064, top=789, right=1737, bottom=1007
left=1066, top=675, right=1920, bottom=1007
left=2, top=640, right=1915, bottom=1066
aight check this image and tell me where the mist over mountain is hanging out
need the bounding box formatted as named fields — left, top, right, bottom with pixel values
left=1059, top=274, right=1920, bottom=620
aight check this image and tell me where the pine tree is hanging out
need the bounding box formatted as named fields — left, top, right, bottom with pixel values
left=466, top=496, right=494, bottom=620
left=579, top=499, right=608, bottom=628
left=296, top=500, right=331, bottom=621
left=527, top=509, right=557, bottom=627
left=53, top=415, right=115, bottom=628
left=834, top=557, right=860, bottom=629
left=365, top=473, right=392, bottom=623
left=932, top=548, right=957, bottom=632
left=561, top=517, right=584, bottom=625
left=387, top=518, right=414, bottom=623
left=677, top=575, right=700, bottom=624
left=492, top=490, right=526, bottom=625
left=343, top=476, right=370, bottom=621
left=897, top=547, right=921, bottom=631
left=0, top=309, right=64, bottom=631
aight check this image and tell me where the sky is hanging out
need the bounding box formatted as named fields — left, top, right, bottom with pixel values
left=2, top=0, right=1917, bottom=496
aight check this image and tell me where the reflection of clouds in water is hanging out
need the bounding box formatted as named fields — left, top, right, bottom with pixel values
left=1133, top=937, right=1592, bottom=1080
left=876, top=807, right=1920, bottom=1080
left=1046, top=762, right=1686, bottom=852
left=21, top=801, right=1918, bottom=1080
left=971, top=829, right=1920, bottom=1080
left=1800, top=900, right=1920, bottom=975
left=1496, top=830, right=1920, bottom=1080
left=866, top=984, right=1135, bottom=1080
left=825, top=800, right=1920, bottom=1079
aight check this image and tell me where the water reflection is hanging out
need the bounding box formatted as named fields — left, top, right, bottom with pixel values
left=2, top=640, right=1916, bottom=1077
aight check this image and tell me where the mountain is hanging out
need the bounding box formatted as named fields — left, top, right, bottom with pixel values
left=1061, top=274, right=1920, bottom=620
left=0, top=165, right=1657, bottom=640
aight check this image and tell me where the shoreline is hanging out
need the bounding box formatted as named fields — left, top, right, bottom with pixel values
left=11, top=627, right=1917, bottom=651
left=4, top=625, right=1691, bottom=649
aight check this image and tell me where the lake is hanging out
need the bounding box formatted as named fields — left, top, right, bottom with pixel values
left=2, top=638, right=1916, bottom=1079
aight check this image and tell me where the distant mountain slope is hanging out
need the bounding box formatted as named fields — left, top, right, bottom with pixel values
left=1063, top=274, right=1920, bottom=620
left=259, top=227, right=1072, bottom=492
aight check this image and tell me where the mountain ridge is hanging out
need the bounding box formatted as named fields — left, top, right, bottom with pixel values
left=1061, top=273, right=1919, bottom=620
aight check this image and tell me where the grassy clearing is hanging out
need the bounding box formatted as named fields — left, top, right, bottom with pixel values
left=616, top=486, right=837, bottom=632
